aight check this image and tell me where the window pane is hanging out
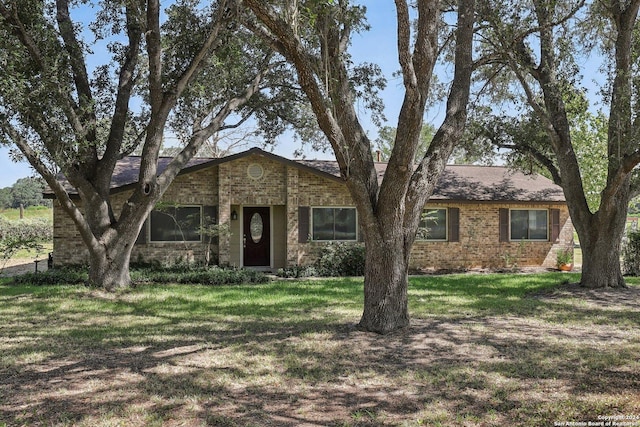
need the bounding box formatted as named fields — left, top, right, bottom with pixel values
left=150, top=206, right=201, bottom=242
left=510, top=210, right=529, bottom=240
left=312, top=208, right=357, bottom=241
left=529, top=210, right=548, bottom=240
left=150, top=210, right=177, bottom=242
left=420, top=209, right=447, bottom=240
left=249, top=212, right=264, bottom=243
left=176, top=207, right=201, bottom=241
left=510, top=210, right=548, bottom=240
left=313, top=208, right=335, bottom=240
left=334, top=208, right=357, bottom=240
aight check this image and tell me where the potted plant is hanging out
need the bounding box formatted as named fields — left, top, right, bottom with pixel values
left=556, top=247, right=573, bottom=271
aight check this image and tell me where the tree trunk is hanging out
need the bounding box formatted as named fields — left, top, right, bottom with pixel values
left=580, top=239, right=625, bottom=288
left=577, top=207, right=628, bottom=289
left=87, top=236, right=134, bottom=291
left=358, top=232, right=410, bottom=334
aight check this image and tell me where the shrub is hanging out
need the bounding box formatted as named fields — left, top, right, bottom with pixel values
left=276, top=265, right=318, bottom=278
left=555, top=247, right=573, bottom=268
left=13, top=267, right=88, bottom=286
left=13, top=265, right=269, bottom=287
left=0, top=216, right=53, bottom=268
left=314, top=242, right=365, bottom=277
left=0, top=216, right=52, bottom=243
left=132, top=266, right=268, bottom=285
left=622, top=231, right=640, bottom=276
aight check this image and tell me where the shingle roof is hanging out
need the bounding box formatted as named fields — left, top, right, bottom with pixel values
left=297, top=157, right=564, bottom=202
left=431, top=165, right=564, bottom=202
left=47, top=147, right=565, bottom=202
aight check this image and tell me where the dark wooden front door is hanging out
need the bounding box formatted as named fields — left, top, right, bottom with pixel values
left=243, top=207, right=270, bottom=266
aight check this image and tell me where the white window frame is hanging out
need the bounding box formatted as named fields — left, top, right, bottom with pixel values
left=310, top=207, right=358, bottom=241
left=148, top=205, right=203, bottom=243
left=509, top=208, right=549, bottom=241
left=416, top=207, right=448, bottom=241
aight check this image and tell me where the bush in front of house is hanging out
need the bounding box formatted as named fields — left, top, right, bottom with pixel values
left=13, top=265, right=268, bottom=286
left=131, top=265, right=268, bottom=285
left=278, top=243, right=366, bottom=278
left=315, top=242, right=365, bottom=277
left=276, top=265, right=319, bottom=278
left=13, top=267, right=88, bottom=286
left=622, top=230, right=640, bottom=276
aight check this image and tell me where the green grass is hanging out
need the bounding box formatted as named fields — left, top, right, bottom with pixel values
left=0, top=206, right=53, bottom=260
left=1, top=273, right=639, bottom=426
left=0, top=205, right=52, bottom=221
left=5, top=243, right=53, bottom=260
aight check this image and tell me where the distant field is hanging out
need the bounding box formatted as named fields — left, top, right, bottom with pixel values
left=0, top=206, right=53, bottom=259
left=0, top=205, right=52, bottom=221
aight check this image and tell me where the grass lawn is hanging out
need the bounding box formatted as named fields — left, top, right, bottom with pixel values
left=0, top=206, right=52, bottom=221
left=1, top=273, right=639, bottom=426
left=0, top=206, right=53, bottom=260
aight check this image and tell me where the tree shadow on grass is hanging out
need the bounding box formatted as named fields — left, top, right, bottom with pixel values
left=1, top=278, right=639, bottom=426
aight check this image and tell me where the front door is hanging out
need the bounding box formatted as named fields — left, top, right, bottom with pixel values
left=243, top=207, right=270, bottom=266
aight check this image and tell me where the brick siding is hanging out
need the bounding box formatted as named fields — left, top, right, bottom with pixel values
left=52, top=153, right=572, bottom=270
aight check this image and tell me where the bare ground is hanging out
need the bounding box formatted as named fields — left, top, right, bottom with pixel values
left=0, top=257, right=48, bottom=277
left=0, top=279, right=639, bottom=426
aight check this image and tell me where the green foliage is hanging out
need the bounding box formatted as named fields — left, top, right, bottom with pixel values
left=0, top=216, right=53, bottom=268
left=314, top=242, right=365, bottom=277
left=14, top=265, right=268, bottom=287
left=9, top=177, right=49, bottom=208
left=131, top=265, right=268, bottom=286
left=0, top=187, right=11, bottom=209
left=13, top=267, right=87, bottom=286
left=555, top=247, right=573, bottom=268
left=277, top=265, right=319, bottom=278
left=571, top=111, right=608, bottom=212
left=374, top=124, right=435, bottom=162
left=0, top=177, right=51, bottom=209
left=622, top=231, right=640, bottom=276
left=278, top=242, right=365, bottom=278
left=463, top=105, right=609, bottom=213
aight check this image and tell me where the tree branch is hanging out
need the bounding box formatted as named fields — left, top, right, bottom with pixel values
left=0, top=121, right=99, bottom=251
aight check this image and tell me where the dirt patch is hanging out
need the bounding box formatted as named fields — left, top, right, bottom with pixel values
left=531, top=280, right=640, bottom=309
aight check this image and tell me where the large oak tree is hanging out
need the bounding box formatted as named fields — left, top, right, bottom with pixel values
left=0, top=0, right=299, bottom=289
left=242, top=0, right=476, bottom=333
left=476, top=0, right=640, bottom=288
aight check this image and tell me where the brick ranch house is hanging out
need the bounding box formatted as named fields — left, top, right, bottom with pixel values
left=48, top=147, right=573, bottom=271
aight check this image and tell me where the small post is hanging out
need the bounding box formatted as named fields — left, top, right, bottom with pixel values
left=19, top=203, right=24, bottom=219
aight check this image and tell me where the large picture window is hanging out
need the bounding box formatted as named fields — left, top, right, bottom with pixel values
left=312, top=207, right=357, bottom=241
left=150, top=206, right=202, bottom=242
left=510, top=209, right=548, bottom=240
left=417, top=208, right=447, bottom=240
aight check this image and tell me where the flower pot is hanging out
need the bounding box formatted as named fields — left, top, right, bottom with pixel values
left=558, top=263, right=573, bottom=271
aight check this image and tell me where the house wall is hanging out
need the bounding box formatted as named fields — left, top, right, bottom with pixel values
left=51, top=153, right=572, bottom=271
left=288, top=166, right=356, bottom=266
left=52, top=166, right=218, bottom=266
left=408, top=202, right=572, bottom=270
left=218, top=155, right=289, bottom=266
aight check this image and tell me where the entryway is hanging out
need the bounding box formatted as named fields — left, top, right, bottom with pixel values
left=243, top=206, right=271, bottom=266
